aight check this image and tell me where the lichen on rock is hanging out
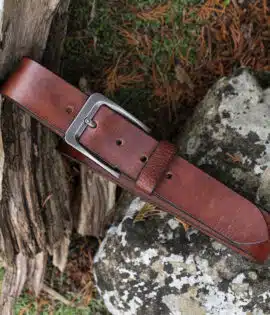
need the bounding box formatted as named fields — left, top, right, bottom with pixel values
left=94, top=201, right=270, bottom=315
left=178, top=69, right=270, bottom=209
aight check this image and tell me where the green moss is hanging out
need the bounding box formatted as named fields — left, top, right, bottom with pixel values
left=14, top=291, right=110, bottom=315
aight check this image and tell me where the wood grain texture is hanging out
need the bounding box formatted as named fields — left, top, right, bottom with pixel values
left=0, top=252, right=47, bottom=314
left=74, top=165, right=116, bottom=237
left=0, top=0, right=61, bottom=77
left=0, top=0, right=72, bottom=262
left=0, top=0, right=70, bottom=313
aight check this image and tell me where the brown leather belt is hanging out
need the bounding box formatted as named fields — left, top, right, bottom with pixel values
left=1, top=58, right=270, bottom=262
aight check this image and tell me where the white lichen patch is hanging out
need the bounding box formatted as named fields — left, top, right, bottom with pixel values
left=118, top=268, right=137, bottom=281
left=232, top=273, right=246, bottom=284
left=211, top=241, right=226, bottom=251
left=247, top=271, right=258, bottom=281
left=125, top=197, right=146, bottom=218
left=186, top=136, right=201, bottom=156
left=167, top=218, right=180, bottom=230
left=103, top=290, right=126, bottom=314
left=163, top=294, right=206, bottom=315
left=219, top=72, right=270, bottom=174
left=133, top=248, right=158, bottom=266
left=180, top=70, right=270, bottom=193
left=164, top=253, right=185, bottom=264
left=259, top=291, right=270, bottom=302
left=219, top=73, right=265, bottom=138
left=120, top=230, right=127, bottom=247
left=186, top=228, right=199, bottom=241
left=203, top=288, right=249, bottom=315
left=94, top=226, right=117, bottom=263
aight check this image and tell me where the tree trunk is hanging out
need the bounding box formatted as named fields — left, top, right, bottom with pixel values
left=0, top=0, right=116, bottom=313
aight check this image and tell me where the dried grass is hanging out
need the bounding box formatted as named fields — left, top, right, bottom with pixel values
left=183, top=0, right=270, bottom=107
left=104, top=0, right=269, bottom=128
left=195, top=0, right=269, bottom=71
left=119, top=28, right=153, bottom=55
left=137, top=2, right=171, bottom=22
left=119, top=28, right=140, bottom=46
left=133, top=203, right=162, bottom=222
left=106, top=63, right=144, bottom=94
left=65, top=241, right=95, bottom=307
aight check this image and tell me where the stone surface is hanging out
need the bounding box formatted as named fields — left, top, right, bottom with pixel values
left=94, top=70, right=270, bottom=314
left=178, top=69, right=270, bottom=209
left=94, top=199, right=270, bottom=315
left=179, top=70, right=270, bottom=210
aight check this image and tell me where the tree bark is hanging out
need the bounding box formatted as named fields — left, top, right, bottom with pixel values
left=0, top=0, right=116, bottom=313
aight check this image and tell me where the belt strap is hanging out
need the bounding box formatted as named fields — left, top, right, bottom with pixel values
left=1, top=58, right=270, bottom=262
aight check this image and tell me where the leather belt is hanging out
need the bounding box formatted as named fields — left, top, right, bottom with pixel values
left=1, top=58, right=270, bottom=262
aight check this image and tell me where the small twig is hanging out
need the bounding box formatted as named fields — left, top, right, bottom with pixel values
left=225, top=152, right=242, bottom=163
left=70, top=280, right=93, bottom=305
left=88, top=0, right=96, bottom=26
left=42, top=283, right=73, bottom=307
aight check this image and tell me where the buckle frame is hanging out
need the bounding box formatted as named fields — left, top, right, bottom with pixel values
left=64, top=93, right=150, bottom=178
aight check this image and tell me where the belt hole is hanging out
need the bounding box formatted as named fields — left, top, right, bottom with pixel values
left=116, top=139, right=124, bottom=146
left=66, top=105, right=74, bottom=114
left=140, top=155, right=148, bottom=163
left=166, top=172, right=172, bottom=179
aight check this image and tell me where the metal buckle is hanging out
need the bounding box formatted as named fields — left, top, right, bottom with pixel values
left=64, top=93, right=150, bottom=178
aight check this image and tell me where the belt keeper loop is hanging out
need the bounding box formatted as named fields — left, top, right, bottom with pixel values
left=136, top=140, right=177, bottom=194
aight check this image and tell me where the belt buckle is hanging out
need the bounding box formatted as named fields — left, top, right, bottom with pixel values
left=64, top=93, right=150, bottom=178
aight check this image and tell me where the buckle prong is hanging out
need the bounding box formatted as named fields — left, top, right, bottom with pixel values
left=64, top=93, right=150, bottom=178
left=84, top=118, right=96, bottom=128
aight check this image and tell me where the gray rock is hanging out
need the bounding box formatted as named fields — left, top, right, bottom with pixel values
left=178, top=69, right=270, bottom=209
left=94, top=70, right=270, bottom=314
left=94, top=199, right=270, bottom=315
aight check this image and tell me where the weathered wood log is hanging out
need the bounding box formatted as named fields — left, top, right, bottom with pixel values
left=0, top=0, right=116, bottom=313
left=0, top=0, right=71, bottom=263
left=1, top=252, right=47, bottom=314
left=0, top=1, right=71, bottom=313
